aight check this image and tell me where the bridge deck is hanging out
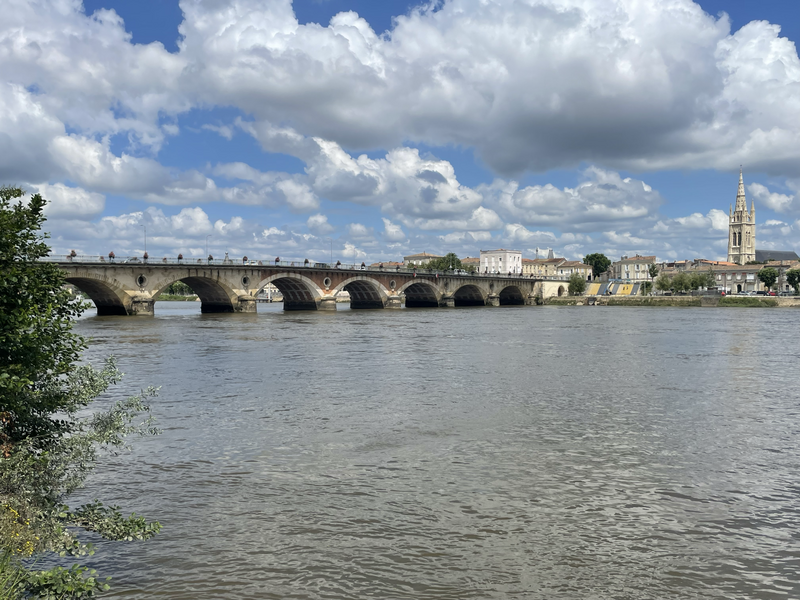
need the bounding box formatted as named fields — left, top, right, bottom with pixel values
left=52, top=256, right=572, bottom=316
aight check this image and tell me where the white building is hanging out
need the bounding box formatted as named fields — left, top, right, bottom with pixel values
left=480, top=249, right=522, bottom=274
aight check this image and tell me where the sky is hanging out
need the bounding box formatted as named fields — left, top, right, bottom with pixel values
left=2, top=0, right=799, bottom=264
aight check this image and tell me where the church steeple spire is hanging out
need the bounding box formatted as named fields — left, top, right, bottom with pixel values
left=734, top=167, right=747, bottom=212
left=727, top=168, right=756, bottom=265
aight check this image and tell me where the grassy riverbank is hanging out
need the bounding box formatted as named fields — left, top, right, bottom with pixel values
left=544, top=297, right=583, bottom=306
left=157, top=294, right=198, bottom=301
left=607, top=296, right=701, bottom=307
left=545, top=295, right=792, bottom=307
left=718, top=296, right=778, bottom=307
left=544, top=296, right=700, bottom=306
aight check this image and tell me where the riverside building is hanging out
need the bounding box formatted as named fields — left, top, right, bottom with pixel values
left=609, top=255, right=657, bottom=281
left=480, top=249, right=522, bottom=274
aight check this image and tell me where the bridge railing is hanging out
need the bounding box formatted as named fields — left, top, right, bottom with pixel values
left=44, top=255, right=576, bottom=281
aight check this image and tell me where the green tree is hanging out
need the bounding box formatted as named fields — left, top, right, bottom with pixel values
left=758, top=267, right=779, bottom=291
left=786, top=269, right=800, bottom=294
left=641, top=281, right=653, bottom=295
left=701, top=269, right=716, bottom=289
left=583, top=253, right=611, bottom=279
left=671, top=271, right=690, bottom=293
left=655, top=273, right=672, bottom=293
left=0, top=186, right=160, bottom=598
left=423, top=253, right=463, bottom=271
left=568, top=272, right=587, bottom=296
left=688, top=271, right=713, bottom=291
left=648, top=263, right=659, bottom=280
left=166, top=281, right=195, bottom=296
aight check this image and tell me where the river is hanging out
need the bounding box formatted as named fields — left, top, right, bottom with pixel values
left=74, top=302, right=800, bottom=599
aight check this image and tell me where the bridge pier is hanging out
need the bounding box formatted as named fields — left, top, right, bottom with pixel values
left=130, top=296, right=155, bottom=316
left=385, top=294, right=402, bottom=309
left=236, top=295, right=257, bottom=313
left=486, top=294, right=500, bottom=307
left=317, top=296, right=337, bottom=311
left=440, top=295, right=455, bottom=308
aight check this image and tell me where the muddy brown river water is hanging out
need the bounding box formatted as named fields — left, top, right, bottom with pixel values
left=73, top=302, right=800, bottom=599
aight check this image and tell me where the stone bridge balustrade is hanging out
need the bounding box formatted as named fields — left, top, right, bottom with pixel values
left=49, top=257, right=569, bottom=315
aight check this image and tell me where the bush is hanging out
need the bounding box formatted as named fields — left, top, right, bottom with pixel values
left=568, top=272, right=587, bottom=296
left=0, top=186, right=160, bottom=598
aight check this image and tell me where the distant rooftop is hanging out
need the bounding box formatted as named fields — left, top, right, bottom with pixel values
left=618, top=254, right=656, bottom=263
left=522, top=257, right=565, bottom=264
left=560, top=260, right=590, bottom=268
left=696, top=259, right=739, bottom=266
left=755, top=249, right=799, bottom=262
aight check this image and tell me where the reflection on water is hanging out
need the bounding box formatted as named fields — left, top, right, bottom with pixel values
left=75, top=302, right=800, bottom=599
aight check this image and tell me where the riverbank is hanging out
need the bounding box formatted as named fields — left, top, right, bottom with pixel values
left=158, top=294, right=198, bottom=301
left=545, top=295, right=800, bottom=307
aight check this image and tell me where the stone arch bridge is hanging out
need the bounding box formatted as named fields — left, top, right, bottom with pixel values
left=55, top=259, right=569, bottom=316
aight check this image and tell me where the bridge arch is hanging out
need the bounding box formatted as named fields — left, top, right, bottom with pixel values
left=452, top=283, right=488, bottom=307
left=255, top=273, right=323, bottom=311
left=333, top=277, right=390, bottom=309
left=152, top=275, right=239, bottom=313
left=398, top=280, right=442, bottom=308
left=498, top=285, right=525, bottom=306
left=65, top=274, right=130, bottom=316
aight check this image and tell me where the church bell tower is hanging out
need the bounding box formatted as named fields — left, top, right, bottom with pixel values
left=727, top=169, right=756, bottom=265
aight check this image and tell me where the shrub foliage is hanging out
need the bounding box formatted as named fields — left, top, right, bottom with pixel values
left=0, top=186, right=160, bottom=599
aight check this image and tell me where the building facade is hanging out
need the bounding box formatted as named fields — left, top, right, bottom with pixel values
left=403, top=252, right=442, bottom=266
left=480, top=249, right=522, bottom=274
left=522, top=257, right=564, bottom=277
left=714, top=260, right=800, bottom=294
left=556, top=261, right=593, bottom=280
left=610, top=255, right=657, bottom=281
left=656, top=259, right=799, bottom=294
left=461, top=257, right=480, bottom=271
left=728, top=170, right=756, bottom=265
